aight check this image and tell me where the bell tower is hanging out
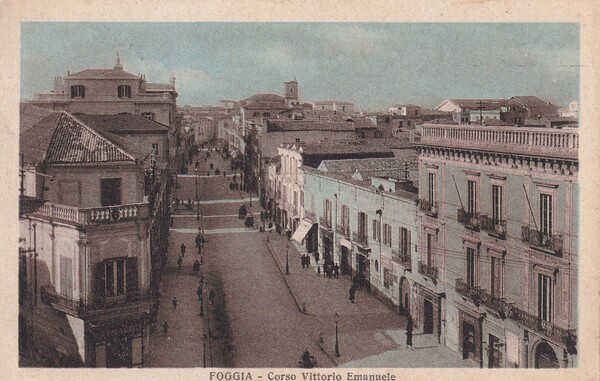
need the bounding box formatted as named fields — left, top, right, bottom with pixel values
left=284, top=79, right=299, bottom=106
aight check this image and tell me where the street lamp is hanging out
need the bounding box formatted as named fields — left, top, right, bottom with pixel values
left=285, top=243, right=290, bottom=275
left=195, top=167, right=200, bottom=220
left=335, top=312, right=340, bottom=357
left=203, top=333, right=207, bottom=368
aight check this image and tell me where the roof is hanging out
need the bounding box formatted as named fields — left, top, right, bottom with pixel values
left=267, top=120, right=355, bottom=132
left=292, top=140, right=394, bottom=156
left=75, top=114, right=170, bottom=133
left=510, top=96, right=561, bottom=116
left=391, top=104, right=420, bottom=108
left=21, top=112, right=138, bottom=165
left=347, top=117, right=375, bottom=129
left=420, top=108, right=451, bottom=117
left=243, top=93, right=286, bottom=103
left=146, top=83, right=176, bottom=91
left=243, top=102, right=290, bottom=110
left=312, top=100, right=354, bottom=105
left=446, top=99, right=511, bottom=110
left=20, top=103, right=55, bottom=133
left=66, top=68, right=140, bottom=80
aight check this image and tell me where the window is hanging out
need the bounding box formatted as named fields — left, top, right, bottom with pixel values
left=142, top=112, right=155, bottom=121
left=295, top=137, right=300, bottom=143
left=101, top=178, right=122, bottom=206
left=426, top=234, right=434, bottom=266
left=491, top=256, right=503, bottom=298
left=466, top=248, right=476, bottom=287
left=383, top=223, right=392, bottom=246
left=300, top=191, right=304, bottom=209
left=467, top=180, right=477, bottom=214
left=70, top=85, right=85, bottom=98
left=341, top=205, right=350, bottom=228
left=538, top=274, right=553, bottom=322
left=492, top=185, right=503, bottom=223
left=324, top=199, right=333, bottom=225
left=358, top=212, right=368, bottom=237
left=117, top=85, right=131, bottom=98
left=383, top=268, right=391, bottom=289
left=253, top=112, right=260, bottom=118
left=428, top=173, right=436, bottom=203
left=262, top=112, right=271, bottom=118
left=104, top=258, right=139, bottom=298
left=540, top=194, right=553, bottom=236
left=400, top=227, right=411, bottom=259
left=294, top=191, right=298, bottom=214
left=152, top=143, right=159, bottom=154
left=399, top=121, right=404, bottom=128
left=59, top=256, right=73, bottom=299
left=372, top=219, right=381, bottom=241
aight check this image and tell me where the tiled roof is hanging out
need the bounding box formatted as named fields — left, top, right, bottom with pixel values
left=21, top=112, right=137, bottom=165
left=312, top=100, right=354, bottom=105
left=66, top=68, right=139, bottom=80
left=296, top=140, right=393, bottom=155
left=20, top=103, right=55, bottom=133
left=449, top=99, right=511, bottom=110
left=348, top=117, right=375, bottom=128
left=267, top=120, right=355, bottom=132
left=320, top=157, right=417, bottom=177
left=146, top=83, right=176, bottom=91
left=75, top=114, right=170, bottom=133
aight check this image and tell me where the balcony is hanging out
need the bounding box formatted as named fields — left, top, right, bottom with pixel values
left=419, top=199, right=439, bottom=218
left=418, top=261, right=438, bottom=283
left=392, top=249, right=411, bottom=270
left=304, top=211, right=317, bottom=223
left=336, top=224, right=350, bottom=238
left=507, top=305, right=575, bottom=346
left=455, top=278, right=511, bottom=316
left=480, top=215, right=507, bottom=239
left=32, top=202, right=149, bottom=226
left=41, top=286, right=154, bottom=318
left=419, top=124, right=578, bottom=160
left=352, top=231, right=369, bottom=248
left=320, top=217, right=332, bottom=230
left=457, top=208, right=480, bottom=230
left=521, top=226, right=563, bottom=256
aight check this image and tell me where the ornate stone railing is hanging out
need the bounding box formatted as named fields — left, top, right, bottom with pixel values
left=352, top=231, right=369, bottom=247
left=420, top=124, right=578, bottom=160
left=33, top=202, right=149, bottom=225
left=418, top=261, right=438, bottom=283
left=336, top=224, right=350, bottom=238
left=457, top=208, right=480, bottom=230
left=392, top=249, right=411, bottom=270
left=521, top=226, right=563, bottom=256
left=480, top=215, right=507, bottom=239
left=419, top=199, right=439, bottom=218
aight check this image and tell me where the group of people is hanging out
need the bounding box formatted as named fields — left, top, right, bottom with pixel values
left=300, top=253, right=311, bottom=269
left=319, top=262, right=340, bottom=278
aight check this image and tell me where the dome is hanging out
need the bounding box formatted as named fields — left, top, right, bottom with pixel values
left=243, top=93, right=285, bottom=103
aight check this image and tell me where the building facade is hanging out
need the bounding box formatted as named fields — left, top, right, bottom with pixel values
left=414, top=123, right=578, bottom=368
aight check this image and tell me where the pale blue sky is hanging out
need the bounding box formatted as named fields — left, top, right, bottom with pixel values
left=21, top=23, right=579, bottom=110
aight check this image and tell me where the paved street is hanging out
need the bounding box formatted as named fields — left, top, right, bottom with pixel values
left=147, top=147, right=472, bottom=368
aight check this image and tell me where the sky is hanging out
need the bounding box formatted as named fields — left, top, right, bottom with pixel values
left=21, top=23, right=579, bottom=111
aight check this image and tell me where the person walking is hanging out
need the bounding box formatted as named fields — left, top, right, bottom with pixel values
left=300, top=254, right=305, bottom=269
left=180, top=243, right=187, bottom=257
left=172, top=297, right=178, bottom=309
left=314, top=251, right=320, bottom=265
left=334, top=263, right=340, bottom=278
left=305, top=254, right=310, bottom=269
left=406, top=315, right=414, bottom=347
left=317, top=265, right=321, bottom=276
left=209, top=289, right=216, bottom=305
left=196, top=285, right=203, bottom=301
left=177, top=255, right=183, bottom=269
left=349, top=285, right=356, bottom=303
left=163, top=321, right=169, bottom=336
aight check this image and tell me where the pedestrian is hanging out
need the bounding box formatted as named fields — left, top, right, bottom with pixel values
left=177, top=255, right=183, bottom=268
left=349, top=285, right=356, bottom=303
left=300, top=254, right=305, bottom=269
left=172, top=297, right=178, bottom=309
left=314, top=251, right=320, bottom=265
left=163, top=321, right=169, bottom=335
left=406, top=315, right=414, bottom=347
left=209, top=289, right=216, bottom=305
left=181, top=243, right=186, bottom=257
left=334, top=263, right=340, bottom=278
left=317, top=265, right=321, bottom=276
left=305, top=254, right=310, bottom=268
left=197, top=285, right=203, bottom=300
left=193, top=260, right=200, bottom=274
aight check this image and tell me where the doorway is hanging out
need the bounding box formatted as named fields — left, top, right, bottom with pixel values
left=534, top=341, right=559, bottom=368
left=106, top=336, right=133, bottom=368
left=423, top=299, right=434, bottom=334
left=400, top=277, right=410, bottom=316
left=341, top=246, right=350, bottom=275
left=462, top=322, right=476, bottom=360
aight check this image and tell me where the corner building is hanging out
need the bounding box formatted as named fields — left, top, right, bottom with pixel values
left=414, top=123, right=578, bottom=368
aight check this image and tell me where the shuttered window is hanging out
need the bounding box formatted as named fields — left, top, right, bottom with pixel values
left=60, top=256, right=73, bottom=298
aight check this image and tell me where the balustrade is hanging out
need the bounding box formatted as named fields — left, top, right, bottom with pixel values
left=392, top=249, right=411, bottom=270
left=352, top=231, right=369, bottom=247
left=457, top=208, right=480, bottom=230
left=336, top=224, right=350, bottom=238
left=419, top=199, right=439, bottom=217
left=521, top=226, right=563, bottom=256
left=33, top=202, right=148, bottom=225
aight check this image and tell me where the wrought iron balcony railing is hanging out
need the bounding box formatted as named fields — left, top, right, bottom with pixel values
left=392, top=249, right=411, bottom=270
left=457, top=208, right=480, bottom=230
left=455, top=278, right=510, bottom=316
left=352, top=231, right=369, bottom=247
left=480, top=215, right=507, bottom=239
left=507, top=305, right=575, bottom=346
left=418, top=261, right=438, bottom=283
left=419, top=199, right=439, bottom=218
left=521, top=226, right=563, bottom=256
left=319, top=217, right=332, bottom=230
left=336, top=224, right=350, bottom=238
left=41, top=286, right=154, bottom=318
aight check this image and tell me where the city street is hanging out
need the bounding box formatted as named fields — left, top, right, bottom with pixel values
left=147, top=147, right=470, bottom=368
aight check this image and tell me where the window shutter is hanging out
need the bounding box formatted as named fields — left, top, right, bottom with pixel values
left=95, top=263, right=105, bottom=306
left=126, top=258, right=139, bottom=294
left=408, top=230, right=412, bottom=256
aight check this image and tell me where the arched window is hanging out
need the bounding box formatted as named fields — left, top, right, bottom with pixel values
left=70, top=85, right=85, bottom=98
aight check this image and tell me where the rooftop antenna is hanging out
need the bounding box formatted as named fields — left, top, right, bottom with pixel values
left=475, top=100, right=486, bottom=125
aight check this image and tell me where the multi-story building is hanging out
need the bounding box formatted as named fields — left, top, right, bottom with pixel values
left=19, top=111, right=172, bottom=367
left=311, top=100, right=355, bottom=114
left=414, top=123, right=578, bottom=368
left=302, top=157, right=420, bottom=311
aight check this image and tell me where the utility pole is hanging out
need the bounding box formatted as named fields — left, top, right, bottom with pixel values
left=475, top=100, right=486, bottom=125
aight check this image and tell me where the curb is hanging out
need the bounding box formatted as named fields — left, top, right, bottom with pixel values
left=265, top=238, right=311, bottom=315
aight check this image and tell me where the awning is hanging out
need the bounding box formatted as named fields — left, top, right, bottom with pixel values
left=291, top=219, right=314, bottom=243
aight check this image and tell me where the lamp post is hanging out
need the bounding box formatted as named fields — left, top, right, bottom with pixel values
left=203, top=334, right=207, bottom=368
left=335, top=312, right=340, bottom=357
left=195, top=167, right=200, bottom=220
left=285, top=243, right=290, bottom=275
left=199, top=276, right=204, bottom=317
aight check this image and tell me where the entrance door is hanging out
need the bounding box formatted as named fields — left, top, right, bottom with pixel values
left=423, top=299, right=434, bottom=334
left=400, top=277, right=410, bottom=316
left=341, top=246, right=350, bottom=275
left=462, top=322, right=476, bottom=360
left=534, top=342, right=560, bottom=368
left=106, top=336, right=133, bottom=368
left=488, top=334, right=502, bottom=368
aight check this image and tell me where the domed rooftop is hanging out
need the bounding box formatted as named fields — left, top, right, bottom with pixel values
left=243, top=93, right=285, bottom=103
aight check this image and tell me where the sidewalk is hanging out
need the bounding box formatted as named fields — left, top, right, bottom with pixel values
left=265, top=232, right=391, bottom=317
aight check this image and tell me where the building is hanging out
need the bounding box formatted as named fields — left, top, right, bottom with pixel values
left=267, top=141, right=394, bottom=234
left=414, top=123, right=578, bottom=368
left=19, top=111, right=172, bottom=367
left=302, top=157, right=420, bottom=311
left=311, top=100, right=355, bottom=114
left=558, top=101, right=579, bottom=119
